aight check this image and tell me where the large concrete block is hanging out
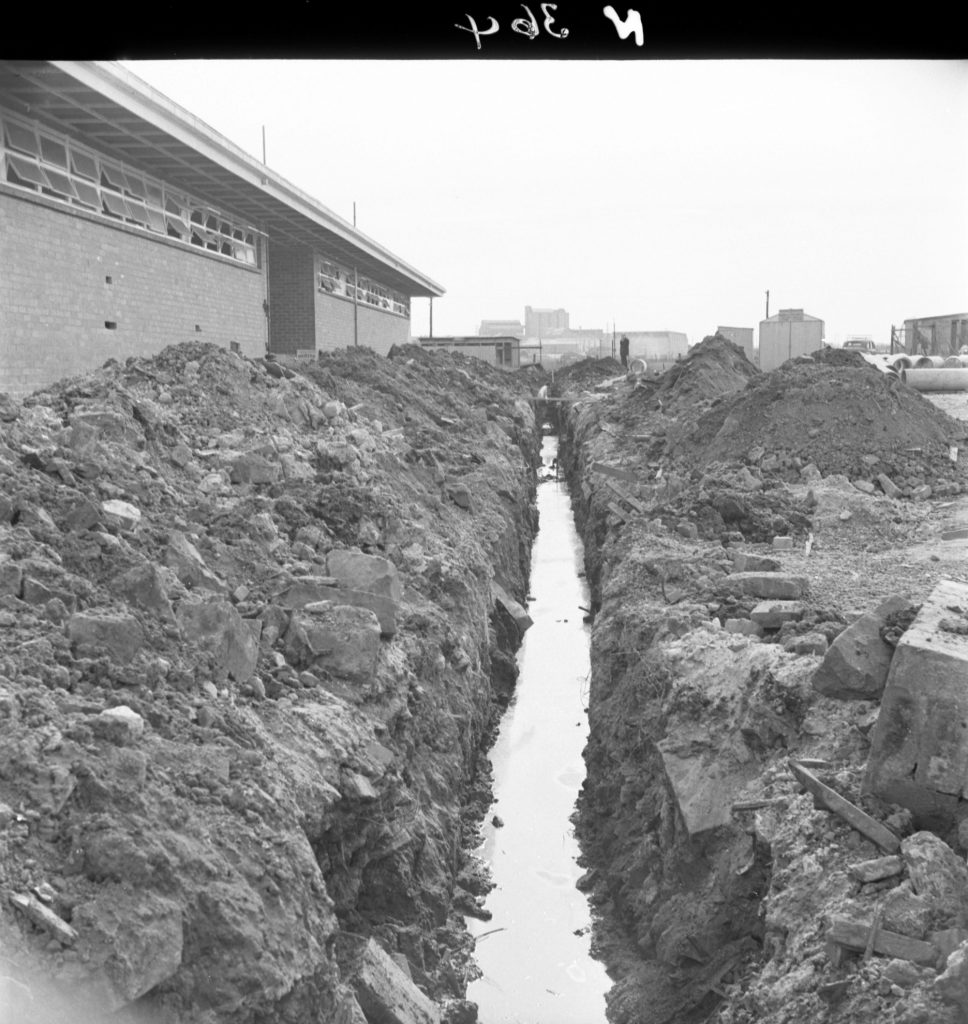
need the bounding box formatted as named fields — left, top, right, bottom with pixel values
left=863, top=580, right=968, bottom=828
left=812, top=596, right=915, bottom=701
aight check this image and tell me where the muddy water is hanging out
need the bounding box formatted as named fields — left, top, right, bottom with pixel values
left=466, top=436, right=610, bottom=1023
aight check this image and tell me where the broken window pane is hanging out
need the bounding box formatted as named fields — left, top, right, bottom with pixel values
left=146, top=207, right=166, bottom=233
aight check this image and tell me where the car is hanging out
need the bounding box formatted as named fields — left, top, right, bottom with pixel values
left=843, top=337, right=877, bottom=353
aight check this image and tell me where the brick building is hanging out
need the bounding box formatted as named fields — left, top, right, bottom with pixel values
left=0, top=61, right=443, bottom=398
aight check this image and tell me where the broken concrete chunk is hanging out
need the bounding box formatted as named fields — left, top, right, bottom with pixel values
left=783, top=632, right=828, bottom=655
left=165, top=530, right=227, bottom=593
left=0, top=557, right=22, bottom=598
left=343, top=772, right=378, bottom=801
left=72, top=891, right=183, bottom=1012
left=731, top=552, right=781, bottom=573
left=9, top=892, right=78, bottom=946
left=863, top=580, right=968, bottom=828
left=750, top=600, right=805, bottom=628
left=848, top=855, right=904, bottom=884
left=175, top=598, right=258, bottom=683
left=353, top=938, right=441, bottom=1024
left=933, top=940, right=968, bottom=1012
left=772, top=536, right=794, bottom=551
left=901, top=832, right=968, bottom=923
left=327, top=550, right=403, bottom=603
left=877, top=473, right=902, bottom=499
left=92, top=705, right=145, bottom=746
left=116, top=563, right=175, bottom=620
left=285, top=606, right=382, bottom=683
left=720, top=572, right=807, bottom=600
left=100, top=499, right=142, bottom=530
left=491, top=581, right=533, bottom=636
left=724, top=618, right=764, bottom=637
left=447, top=485, right=473, bottom=511
left=229, top=452, right=280, bottom=485
left=69, top=612, right=145, bottom=664
left=812, top=596, right=915, bottom=701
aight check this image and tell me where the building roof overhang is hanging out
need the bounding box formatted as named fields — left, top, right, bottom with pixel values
left=0, top=60, right=444, bottom=298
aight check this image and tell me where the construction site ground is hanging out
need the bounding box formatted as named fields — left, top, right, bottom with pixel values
left=553, top=340, right=968, bottom=1024
left=3, top=335, right=968, bottom=1024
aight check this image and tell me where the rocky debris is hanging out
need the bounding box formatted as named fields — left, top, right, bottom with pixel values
left=352, top=938, right=442, bottom=1024
left=0, top=340, right=541, bottom=1023
left=864, top=580, right=968, bottom=827
left=812, top=595, right=916, bottom=700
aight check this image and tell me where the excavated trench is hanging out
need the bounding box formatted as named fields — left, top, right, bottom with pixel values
left=465, top=435, right=610, bottom=1023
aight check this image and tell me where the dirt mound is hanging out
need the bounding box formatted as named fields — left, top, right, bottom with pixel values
left=654, top=334, right=759, bottom=412
left=549, top=357, right=623, bottom=394
left=681, top=357, right=968, bottom=495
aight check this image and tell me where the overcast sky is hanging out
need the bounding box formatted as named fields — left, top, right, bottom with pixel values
left=123, top=59, right=968, bottom=346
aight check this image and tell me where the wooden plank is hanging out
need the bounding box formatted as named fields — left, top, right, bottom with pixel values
left=604, top=478, right=646, bottom=513
left=606, top=501, right=627, bottom=523
left=788, top=760, right=901, bottom=853
left=590, top=461, right=639, bottom=484
left=827, top=914, right=938, bottom=966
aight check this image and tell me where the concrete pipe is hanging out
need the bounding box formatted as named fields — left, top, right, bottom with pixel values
left=629, top=358, right=648, bottom=376
left=891, top=355, right=914, bottom=371
left=901, top=367, right=968, bottom=392
left=913, top=356, right=946, bottom=369
left=942, top=355, right=968, bottom=368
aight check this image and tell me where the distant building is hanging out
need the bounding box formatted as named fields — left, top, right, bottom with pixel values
left=418, top=336, right=520, bottom=370
left=901, top=313, right=968, bottom=356
left=479, top=319, right=524, bottom=339
left=758, top=309, right=824, bottom=372
left=525, top=305, right=569, bottom=339
left=716, top=326, right=755, bottom=363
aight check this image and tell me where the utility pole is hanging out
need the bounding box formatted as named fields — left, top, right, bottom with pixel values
left=765, top=290, right=770, bottom=320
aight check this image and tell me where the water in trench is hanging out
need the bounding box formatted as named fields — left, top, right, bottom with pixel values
left=466, top=435, right=610, bottom=1023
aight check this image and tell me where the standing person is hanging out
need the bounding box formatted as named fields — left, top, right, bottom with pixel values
left=619, top=335, right=629, bottom=368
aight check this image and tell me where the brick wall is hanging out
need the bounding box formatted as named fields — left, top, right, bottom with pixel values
left=0, top=187, right=268, bottom=398
left=267, top=244, right=315, bottom=355
left=315, top=290, right=411, bottom=357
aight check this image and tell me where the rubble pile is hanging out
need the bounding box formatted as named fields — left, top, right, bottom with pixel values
left=556, top=349, right=968, bottom=1024
left=0, top=341, right=540, bottom=1024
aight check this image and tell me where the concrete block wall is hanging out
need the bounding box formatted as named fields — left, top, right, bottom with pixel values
left=0, top=188, right=267, bottom=398
left=315, top=290, right=411, bottom=357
